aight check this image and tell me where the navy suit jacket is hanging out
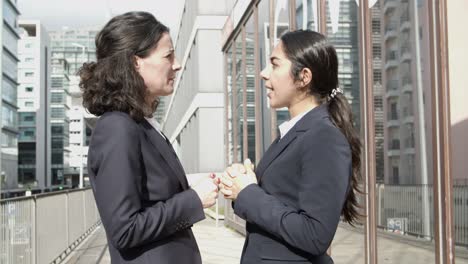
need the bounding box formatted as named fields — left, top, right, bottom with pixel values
left=88, top=112, right=205, bottom=263
left=234, top=104, right=352, bottom=264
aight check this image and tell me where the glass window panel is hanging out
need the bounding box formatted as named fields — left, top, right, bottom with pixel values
left=296, top=0, right=317, bottom=31
left=235, top=33, right=244, bottom=162
left=245, top=14, right=256, bottom=164
left=3, top=1, right=18, bottom=29
left=326, top=0, right=360, bottom=129
left=372, top=0, right=443, bottom=262
left=51, top=92, right=64, bottom=103
left=226, top=46, right=234, bottom=165
left=273, top=0, right=290, bottom=41
left=2, top=131, right=17, bottom=148
left=2, top=51, right=18, bottom=80
left=2, top=105, right=17, bottom=128
left=3, top=26, right=18, bottom=54
left=51, top=107, right=65, bottom=119
left=274, top=0, right=290, bottom=124
left=324, top=0, right=365, bottom=262
left=2, top=78, right=17, bottom=104
left=257, top=0, right=273, bottom=152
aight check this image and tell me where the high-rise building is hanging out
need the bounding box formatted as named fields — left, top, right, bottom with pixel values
left=49, top=27, right=98, bottom=186
left=371, top=3, right=385, bottom=183
left=326, top=0, right=361, bottom=130
left=161, top=0, right=235, bottom=173
left=296, top=0, right=384, bottom=184
left=381, top=0, right=433, bottom=185
left=49, top=27, right=97, bottom=75
left=17, top=20, right=52, bottom=189
left=0, top=0, right=20, bottom=190
left=50, top=58, right=71, bottom=185
left=67, top=76, right=95, bottom=187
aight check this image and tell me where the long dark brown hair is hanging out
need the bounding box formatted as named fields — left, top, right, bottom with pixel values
left=281, top=30, right=362, bottom=224
left=78, top=11, right=169, bottom=122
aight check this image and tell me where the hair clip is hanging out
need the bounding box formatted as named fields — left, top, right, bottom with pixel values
left=330, top=87, right=343, bottom=99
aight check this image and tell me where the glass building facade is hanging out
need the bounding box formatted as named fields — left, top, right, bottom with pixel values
left=222, top=0, right=468, bottom=262
left=1, top=0, right=20, bottom=190
left=49, top=28, right=97, bottom=75
left=50, top=58, right=70, bottom=186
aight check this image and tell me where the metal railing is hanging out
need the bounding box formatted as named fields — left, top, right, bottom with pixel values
left=1, top=187, right=100, bottom=264
left=224, top=184, right=468, bottom=246
left=377, top=184, right=468, bottom=246
left=224, top=199, right=246, bottom=236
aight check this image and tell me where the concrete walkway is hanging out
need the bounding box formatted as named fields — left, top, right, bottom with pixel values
left=65, top=218, right=468, bottom=264
left=331, top=224, right=468, bottom=264
left=63, top=225, right=108, bottom=264
left=64, top=218, right=245, bottom=264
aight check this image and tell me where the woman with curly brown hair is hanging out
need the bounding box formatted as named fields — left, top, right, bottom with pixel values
left=80, top=11, right=218, bottom=264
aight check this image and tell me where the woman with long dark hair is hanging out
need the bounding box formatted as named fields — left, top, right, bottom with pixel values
left=80, top=11, right=218, bottom=264
left=220, top=30, right=361, bottom=264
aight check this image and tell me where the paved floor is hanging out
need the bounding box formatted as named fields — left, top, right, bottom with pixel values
left=63, top=225, right=108, bottom=264
left=66, top=218, right=468, bottom=264
left=331, top=224, right=468, bottom=264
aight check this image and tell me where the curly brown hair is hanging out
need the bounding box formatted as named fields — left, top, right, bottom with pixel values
left=78, top=11, right=169, bottom=122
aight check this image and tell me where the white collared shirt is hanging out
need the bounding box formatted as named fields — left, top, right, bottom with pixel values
left=278, top=108, right=313, bottom=139
left=145, top=117, right=166, bottom=140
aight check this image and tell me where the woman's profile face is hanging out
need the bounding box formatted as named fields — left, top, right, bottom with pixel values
left=260, top=41, right=299, bottom=109
left=135, top=32, right=181, bottom=99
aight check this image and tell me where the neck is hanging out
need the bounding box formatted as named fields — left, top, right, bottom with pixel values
left=145, top=96, right=157, bottom=109
left=288, top=95, right=319, bottom=119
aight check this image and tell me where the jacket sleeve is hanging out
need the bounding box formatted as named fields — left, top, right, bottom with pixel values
left=233, top=127, right=351, bottom=256
left=89, top=113, right=205, bottom=250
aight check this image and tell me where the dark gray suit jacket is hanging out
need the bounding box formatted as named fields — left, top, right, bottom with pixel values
left=234, top=104, right=351, bottom=264
left=88, top=111, right=205, bottom=264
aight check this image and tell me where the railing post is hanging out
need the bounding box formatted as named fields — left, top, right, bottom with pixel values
left=33, top=196, right=38, bottom=264
left=65, top=191, right=69, bottom=248
left=83, top=190, right=87, bottom=232
left=30, top=197, right=35, bottom=264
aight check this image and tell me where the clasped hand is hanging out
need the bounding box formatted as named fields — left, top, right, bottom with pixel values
left=219, top=159, right=257, bottom=200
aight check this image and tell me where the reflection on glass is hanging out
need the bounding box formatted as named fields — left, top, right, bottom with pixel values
left=246, top=15, right=256, bottom=164
left=323, top=0, right=363, bottom=261
left=371, top=0, right=465, bottom=262
left=235, top=35, right=244, bottom=162
left=326, top=0, right=360, bottom=130
left=274, top=0, right=290, bottom=41
left=296, top=0, right=317, bottom=31
left=274, top=0, right=291, bottom=125
left=257, top=0, right=272, bottom=152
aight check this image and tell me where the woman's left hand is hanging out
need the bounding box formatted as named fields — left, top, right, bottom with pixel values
left=219, top=159, right=257, bottom=200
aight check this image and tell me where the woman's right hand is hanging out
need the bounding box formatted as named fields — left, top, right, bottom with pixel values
left=192, top=174, right=219, bottom=208
left=219, top=159, right=257, bottom=200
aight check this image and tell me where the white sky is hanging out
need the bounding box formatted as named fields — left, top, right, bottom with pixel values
left=17, top=0, right=185, bottom=39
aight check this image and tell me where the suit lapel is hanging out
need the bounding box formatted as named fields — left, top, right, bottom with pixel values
left=141, top=120, right=189, bottom=189
left=256, top=104, right=330, bottom=183
left=255, top=137, right=279, bottom=181
left=257, top=130, right=298, bottom=183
